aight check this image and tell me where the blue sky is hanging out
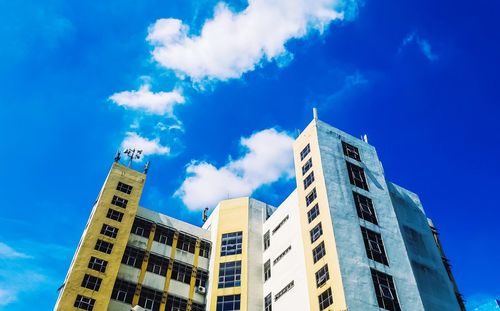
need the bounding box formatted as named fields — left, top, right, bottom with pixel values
left=0, top=0, right=499, bottom=309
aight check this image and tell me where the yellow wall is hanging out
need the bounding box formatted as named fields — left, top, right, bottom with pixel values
left=54, top=163, right=146, bottom=311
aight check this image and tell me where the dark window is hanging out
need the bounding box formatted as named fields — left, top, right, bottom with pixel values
left=147, top=253, right=169, bottom=276
left=221, top=232, right=243, bottom=256
left=116, top=181, right=133, bottom=194
left=177, top=233, right=197, bottom=253
left=171, top=261, right=192, bottom=284
left=263, top=231, right=270, bottom=250
left=216, top=294, right=240, bottom=311
left=346, top=162, right=369, bottom=191
left=265, top=293, right=272, bottom=311
left=310, top=223, right=323, bottom=243
left=122, top=246, right=145, bottom=268
left=111, top=195, right=128, bottom=208
left=100, top=223, right=119, bottom=238
left=306, top=188, right=317, bottom=206
left=315, top=265, right=330, bottom=287
left=313, top=242, right=326, bottom=263
left=353, top=192, right=378, bottom=225
left=302, top=158, right=313, bottom=175
left=166, top=295, right=188, bottom=311
left=192, top=302, right=205, bottom=311
left=272, top=215, right=289, bottom=235
left=196, top=269, right=209, bottom=288
left=106, top=208, right=124, bottom=222
left=371, top=269, right=401, bottom=311
left=264, top=260, right=271, bottom=281
left=361, top=227, right=389, bottom=266
left=342, top=141, right=361, bottom=161
left=218, top=261, right=241, bottom=288
left=81, top=274, right=102, bottom=291
left=275, top=280, right=294, bottom=301
left=111, top=279, right=136, bottom=304
left=95, top=239, right=113, bottom=254
left=318, top=288, right=333, bottom=310
left=88, top=256, right=107, bottom=273
left=300, top=144, right=311, bottom=160
left=74, top=295, right=95, bottom=310
left=273, top=246, right=291, bottom=265
left=131, top=218, right=152, bottom=238
left=154, top=226, right=175, bottom=246
left=139, top=286, right=163, bottom=311
left=304, top=172, right=315, bottom=189
left=307, top=204, right=320, bottom=223
left=200, top=240, right=211, bottom=258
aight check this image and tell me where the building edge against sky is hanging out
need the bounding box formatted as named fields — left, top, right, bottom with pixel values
left=54, top=115, right=465, bottom=311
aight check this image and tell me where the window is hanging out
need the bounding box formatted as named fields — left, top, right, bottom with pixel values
left=361, top=227, right=389, bottom=266
left=88, top=256, right=107, bottom=273
left=81, top=274, right=102, bottom=291
left=171, top=261, right=193, bottom=284
left=200, top=240, right=211, bottom=258
left=275, top=280, right=294, bottom=301
left=196, top=269, right=209, bottom=288
left=263, top=231, right=270, bottom=250
left=371, top=269, right=401, bottom=311
left=273, top=246, right=291, bottom=265
left=192, top=302, right=205, bottom=311
left=353, top=192, right=378, bottom=225
left=166, top=295, right=188, bottom=311
left=116, top=181, right=133, bottom=194
left=95, top=239, right=113, bottom=254
left=303, top=172, right=315, bottom=189
left=263, top=260, right=272, bottom=281
left=300, top=144, right=311, bottom=160
left=111, top=195, right=128, bottom=208
left=177, top=233, right=197, bottom=253
left=216, top=294, right=240, bottom=311
left=306, top=188, right=317, bottom=206
left=313, top=242, right=326, bottom=263
left=131, top=218, right=152, bottom=238
left=106, top=208, right=124, bottom=222
left=139, top=286, right=163, bottom=311
left=111, top=279, right=136, bottom=304
left=265, top=293, right=272, bottom=311
left=218, top=261, right=241, bottom=288
left=307, top=204, right=320, bottom=223
left=272, top=215, right=289, bottom=235
left=302, top=158, right=313, bottom=175
left=122, top=246, right=145, bottom=268
left=74, top=295, right=95, bottom=310
left=318, top=288, right=333, bottom=311
left=315, top=265, right=330, bottom=287
left=221, top=231, right=243, bottom=256
left=147, top=253, right=169, bottom=276
left=154, top=225, right=175, bottom=246
left=342, top=141, right=361, bottom=161
left=346, top=162, right=369, bottom=191
left=100, top=223, right=119, bottom=238
left=310, top=223, right=323, bottom=243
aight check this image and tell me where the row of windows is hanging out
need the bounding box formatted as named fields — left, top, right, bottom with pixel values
left=274, top=280, right=294, bottom=301
left=271, top=215, right=289, bottom=235
left=273, top=245, right=291, bottom=266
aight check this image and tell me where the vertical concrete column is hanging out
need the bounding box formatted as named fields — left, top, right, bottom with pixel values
left=187, top=238, right=202, bottom=311
left=159, top=231, right=180, bottom=311
left=132, top=223, right=156, bottom=306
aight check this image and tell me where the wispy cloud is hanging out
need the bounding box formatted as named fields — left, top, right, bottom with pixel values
left=400, top=31, right=439, bottom=61
left=147, top=0, right=359, bottom=82
left=176, top=128, right=294, bottom=210
left=0, top=242, right=30, bottom=259
left=121, top=132, right=170, bottom=158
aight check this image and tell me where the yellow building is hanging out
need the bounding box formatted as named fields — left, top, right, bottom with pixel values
left=55, top=116, right=464, bottom=311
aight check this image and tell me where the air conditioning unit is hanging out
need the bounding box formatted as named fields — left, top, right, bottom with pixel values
left=196, top=286, right=206, bottom=294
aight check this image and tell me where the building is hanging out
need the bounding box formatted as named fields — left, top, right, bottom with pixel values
left=54, top=115, right=464, bottom=311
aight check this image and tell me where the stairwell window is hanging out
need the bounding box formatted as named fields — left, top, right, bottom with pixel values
left=106, top=209, right=124, bottom=222
left=371, top=269, right=401, bottom=311
left=116, top=181, right=133, bottom=194
left=304, top=172, right=315, bottom=189
left=221, top=231, right=243, bottom=256
left=302, top=158, right=312, bottom=175
left=313, top=242, right=326, bottom=263
left=94, top=239, right=113, bottom=254
left=74, top=295, right=95, bottom=311
left=310, top=223, right=323, bottom=243
left=318, top=288, right=333, bottom=311
left=346, top=162, right=369, bottom=191
left=100, top=224, right=119, bottom=238
left=342, top=141, right=361, bottom=161
left=306, top=188, right=317, bottom=206
left=88, top=256, right=107, bottom=273
left=307, top=204, right=320, bottom=223
left=81, top=274, right=102, bottom=291
left=111, top=195, right=128, bottom=208
left=300, top=144, right=311, bottom=160
left=361, top=227, right=389, bottom=266
left=315, top=265, right=330, bottom=287
left=353, top=192, right=378, bottom=225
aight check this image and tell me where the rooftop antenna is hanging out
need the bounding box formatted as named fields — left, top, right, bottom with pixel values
left=143, top=161, right=151, bottom=174
left=202, top=207, right=209, bottom=222
left=114, top=150, right=121, bottom=162
left=362, top=134, right=368, bottom=143
left=123, top=148, right=142, bottom=167
left=313, top=107, right=318, bottom=120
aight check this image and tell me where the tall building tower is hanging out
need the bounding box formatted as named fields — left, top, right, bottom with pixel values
left=55, top=116, right=464, bottom=311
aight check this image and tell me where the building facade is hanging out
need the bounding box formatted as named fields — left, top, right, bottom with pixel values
left=55, top=117, right=464, bottom=311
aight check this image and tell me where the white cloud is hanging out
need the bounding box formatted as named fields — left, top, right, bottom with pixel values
left=109, top=84, right=185, bottom=115
left=147, top=0, right=358, bottom=81
left=0, top=242, right=30, bottom=259
left=0, top=289, right=16, bottom=306
left=121, top=132, right=170, bottom=158
left=176, top=128, right=294, bottom=210
left=401, top=32, right=438, bottom=61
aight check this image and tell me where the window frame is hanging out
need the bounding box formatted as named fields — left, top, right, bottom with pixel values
left=218, top=261, right=242, bottom=288
left=342, top=141, right=361, bottom=161
left=307, top=204, right=320, bottom=223
left=312, top=241, right=326, bottom=263
left=310, top=223, right=323, bottom=243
